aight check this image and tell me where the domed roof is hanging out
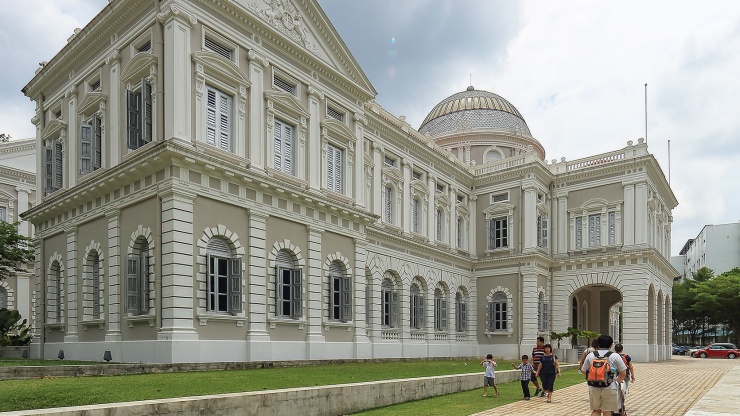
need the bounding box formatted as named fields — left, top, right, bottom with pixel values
left=418, top=87, right=532, bottom=138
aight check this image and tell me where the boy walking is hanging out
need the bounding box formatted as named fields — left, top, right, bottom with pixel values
left=480, top=354, right=499, bottom=397
left=512, top=354, right=535, bottom=400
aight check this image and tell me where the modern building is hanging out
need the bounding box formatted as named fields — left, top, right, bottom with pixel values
left=21, top=0, right=677, bottom=363
left=674, top=222, right=740, bottom=278
left=0, top=137, right=36, bottom=323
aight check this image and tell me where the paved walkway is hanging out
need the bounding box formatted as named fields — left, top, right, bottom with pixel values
left=473, top=355, right=738, bottom=416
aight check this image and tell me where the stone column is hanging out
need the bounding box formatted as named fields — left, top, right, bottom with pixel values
left=159, top=5, right=194, bottom=142
left=65, top=88, right=78, bottom=188
left=623, top=184, right=635, bottom=245
left=105, top=209, right=123, bottom=342
left=247, top=211, right=271, bottom=359
left=354, top=113, right=366, bottom=208
left=248, top=51, right=268, bottom=169
left=468, top=195, right=477, bottom=258
left=64, top=226, right=79, bottom=344
left=353, top=237, right=371, bottom=358
left=32, top=105, right=43, bottom=205
left=523, top=186, right=537, bottom=252
left=634, top=182, right=648, bottom=245
left=556, top=194, right=568, bottom=254
left=449, top=187, right=457, bottom=248
left=158, top=187, right=198, bottom=342
left=305, top=226, right=326, bottom=358
left=107, top=51, right=121, bottom=165
left=402, top=161, right=411, bottom=233
left=307, top=87, right=322, bottom=190
left=427, top=175, right=436, bottom=241
left=372, top=144, right=383, bottom=217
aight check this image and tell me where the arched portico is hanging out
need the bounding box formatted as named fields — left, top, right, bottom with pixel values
left=571, top=284, right=622, bottom=344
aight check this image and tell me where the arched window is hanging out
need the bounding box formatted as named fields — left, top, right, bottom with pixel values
left=410, top=283, right=424, bottom=329
left=487, top=292, right=507, bottom=332
left=455, top=291, right=466, bottom=332
left=0, top=286, right=7, bottom=309
left=484, top=149, right=503, bottom=164
left=49, top=260, right=63, bottom=322
left=126, top=238, right=151, bottom=315
left=434, top=288, right=447, bottom=331
left=90, top=251, right=101, bottom=319
left=276, top=250, right=301, bottom=318
left=206, top=237, right=242, bottom=314
left=381, top=278, right=398, bottom=327
left=328, top=261, right=351, bottom=322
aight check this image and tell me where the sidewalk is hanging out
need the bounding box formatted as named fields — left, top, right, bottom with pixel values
left=473, top=355, right=738, bottom=416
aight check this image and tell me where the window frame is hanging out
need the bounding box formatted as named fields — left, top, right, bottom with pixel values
left=410, top=283, right=424, bottom=330
left=455, top=292, right=467, bottom=333
left=325, top=142, right=344, bottom=194
left=381, top=279, right=399, bottom=328
left=487, top=292, right=507, bottom=332
left=204, top=85, right=233, bottom=152
left=328, top=263, right=352, bottom=323
left=434, top=289, right=447, bottom=332
left=125, top=239, right=151, bottom=316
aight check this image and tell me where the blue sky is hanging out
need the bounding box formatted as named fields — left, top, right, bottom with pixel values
left=2, top=0, right=739, bottom=257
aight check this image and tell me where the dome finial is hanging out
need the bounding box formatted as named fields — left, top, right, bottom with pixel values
left=467, top=73, right=474, bottom=91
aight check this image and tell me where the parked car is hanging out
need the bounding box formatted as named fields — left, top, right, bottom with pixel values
left=692, top=343, right=739, bottom=359
left=673, top=345, right=691, bottom=355
left=688, top=345, right=706, bottom=356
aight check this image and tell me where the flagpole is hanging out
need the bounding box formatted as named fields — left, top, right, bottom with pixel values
left=644, top=83, right=648, bottom=144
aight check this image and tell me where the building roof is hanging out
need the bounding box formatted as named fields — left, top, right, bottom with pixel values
left=418, top=86, right=532, bottom=138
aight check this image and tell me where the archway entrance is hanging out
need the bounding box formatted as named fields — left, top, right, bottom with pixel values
left=571, top=284, right=623, bottom=346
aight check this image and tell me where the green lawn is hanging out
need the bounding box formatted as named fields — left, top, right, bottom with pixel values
left=353, top=369, right=584, bottom=415
left=0, top=359, right=522, bottom=412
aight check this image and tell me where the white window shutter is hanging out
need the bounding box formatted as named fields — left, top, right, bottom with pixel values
left=141, top=79, right=152, bottom=145
left=291, top=269, right=302, bottom=318
left=284, top=124, right=293, bottom=174
left=126, top=256, right=140, bottom=314
left=342, top=276, right=351, bottom=322
left=273, top=120, right=282, bottom=171
left=206, top=88, right=217, bottom=146
left=219, top=92, right=231, bottom=151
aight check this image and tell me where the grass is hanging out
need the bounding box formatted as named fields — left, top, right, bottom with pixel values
left=0, top=359, right=522, bottom=412
left=352, top=369, right=584, bottom=415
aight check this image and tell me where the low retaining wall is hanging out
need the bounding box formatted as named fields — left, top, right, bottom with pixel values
left=2, top=365, right=577, bottom=416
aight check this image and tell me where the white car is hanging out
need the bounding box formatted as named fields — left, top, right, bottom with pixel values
left=688, top=346, right=706, bottom=357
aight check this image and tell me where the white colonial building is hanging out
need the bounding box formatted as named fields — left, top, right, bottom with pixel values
left=0, top=137, right=36, bottom=323
left=21, top=0, right=677, bottom=363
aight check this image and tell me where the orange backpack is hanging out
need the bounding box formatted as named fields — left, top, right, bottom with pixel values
left=586, top=351, right=615, bottom=387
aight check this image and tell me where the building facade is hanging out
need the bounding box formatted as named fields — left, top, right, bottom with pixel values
left=0, top=137, right=36, bottom=323
left=22, top=0, right=677, bottom=363
left=674, top=222, right=740, bottom=278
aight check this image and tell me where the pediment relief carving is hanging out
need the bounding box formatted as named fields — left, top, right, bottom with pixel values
left=193, top=51, right=250, bottom=87
left=42, top=119, right=67, bottom=141
left=435, top=194, right=451, bottom=206
left=265, top=90, right=309, bottom=118
left=321, top=118, right=355, bottom=144
left=483, top=202, right=515, bottom=217
left=121, top=52, right=157, bottom=83
left=363, top=153, right=374, bottom=168
left=245, top=0, right=320, bottom=56
left=382, top=166, right=402, bottom=184
left=580, top=198, right=609, bottom=209
left=456, top=202, right=469, bottom=215
left=410, top=180, right=428, bottom=195
left=78, top=92, right=107, bottom=117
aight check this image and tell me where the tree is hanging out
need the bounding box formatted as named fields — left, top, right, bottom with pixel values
left=692, top=268, right=740, bottom=346
left=0, top=221, right=34, bottom=282
left=0, top=133, right=10, bottom=143
left=0, top=308, right=31, bottom=347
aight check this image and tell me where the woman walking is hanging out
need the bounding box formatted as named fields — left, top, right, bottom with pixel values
left=534, top=343, right=561, bottom=403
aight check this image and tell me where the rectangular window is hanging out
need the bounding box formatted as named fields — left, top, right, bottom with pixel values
left=277, top=267, right=302, bottom=318
left=384, top=156, right=396, bottom=167
left=491, top=192, right=509, bottom=203
left=327, top=105, right=344, bottom=122
left=537, top=215, right=549, bottom=248
left=412, top=199, right=420, bottom=233
left=126, top=79, right=152, bottom=150
left=274, top=118, right=294, bottom=175
left=575, top=217, right=583, bottom=249
left=589, top=214, right=601, bottom=246
left=412, top=171, right=422, bottom=180
left=138, top=41, right=151, bottom=53
left=436, top=183, right=445, bottom=193
left=434, top=297, right=447, bottom=331
left=205, top=86, right=232, bottom=151
left=456, top=217, right=463, bottom=248
left=384, top=186, right=393, bottom=224
left=488, top=217, right=508, bottom=249
left=90, top=80, right=101, bottom=92
left=410, top=293, right=423, bottom=329
left=274, top=74, right=296, bottom=95
left=326, top=143, right=343, bottom=193
left=456, top=298, right=466, bottom=332
left=44, top=141, right=63, bottom=195
left=329, top=274, right=352, bottom=322
left=382, top=287, right=399, bottom=327
left=608, top=212, right=616, bottom=245
left=436, top=209, right=443, bottom=241
left=488, top=300, right=507, bottom=331
left=92, top=256, right=101, bottom=319
left=204, top=36, right=233, bottom=61
left=80, top=116, right=102, bottom=174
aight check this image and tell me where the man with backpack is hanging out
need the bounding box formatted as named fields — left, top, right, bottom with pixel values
left=580, top=334, right=627, bottom=416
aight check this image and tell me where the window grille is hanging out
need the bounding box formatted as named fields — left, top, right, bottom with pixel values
left=491, top=192, right=509, bottom=203
left=327, top=106, right=344, bottom=122
left=274, top=75, right=296, bottom=95
left=204, top=36, right=233, bottom=60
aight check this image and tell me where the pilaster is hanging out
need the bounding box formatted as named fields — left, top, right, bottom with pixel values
left=427, top=175, right=436, bottom=240
left=307, top=86, right=322, bottom=190
left=31, top=238, right=43, bottom=359
left=353, top=237, right=371, bottom=357
left=64, top=88, right=78, bottom=188
left=523, top=186, right=537, bottom=251
left=556, top=194, right=568, bottom=254
left=305, top=226, right=325, bottom=357
left=634, top=181, right=647, bottom=244
left=468, top=195, right=477, bottom=257
left=158, top=187, right=197, bottom=340
left=247, top=211, right=271, bottom=349
left=107, top=51, right=121, bottom=165
left=353, top=113, right=366, bottom=208
left=63, top=226, right=79, bottom=343
left=623, top=184, right=635, bottom=245
left=402, top=161, right=411, bottom=233
left=520, top=271, right=539, bottom=351
left=248, top=50, right=268, bottom=169
left=372, top=144, right=383, bottom=218
left=159, top=4, right=194, bottom=142
left=449, top=187, right=457, bottom=247
left=105, top=209, right=123, bottom=342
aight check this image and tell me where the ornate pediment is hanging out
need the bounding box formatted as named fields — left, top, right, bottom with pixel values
left=321, top=118, right=355, bottom=143
left=410, top=180, right=428, bottom=196
left=193, top=51, right=250, bottom=87
left=580, top=198, right=609, bottom=210
left=42, top=119, right=67, bottom=141
left=78, top=91, right=107, bottom=116
left=121, top=52, right=157, bottom=83
left=483, top=202, right=515, bottom=218
left=245, top=0, right=320, bottom=55
left=265, top=90, right=309, bottom=118
left=382, top=166, right=402, bottom=184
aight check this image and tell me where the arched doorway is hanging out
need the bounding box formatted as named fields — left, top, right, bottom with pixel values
left=571, top=284, right=623, bottom=345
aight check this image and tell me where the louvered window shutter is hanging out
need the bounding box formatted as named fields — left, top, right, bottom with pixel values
left=92, top=255, right=100, bottom=318
left=441, top=298, right=447, bottom=330
left=219, top=92, right=231, bottom=151
left=341, top=276, right=352, bottom=322
left=126, top=256, right=140, bottom=314
left=291, top=270, right=302, bottom=317
left=206, top=88, right=217, bottom=146
left=44, top=146, right=54, bottom=193
left=127, top=90, right=141, bottom=149
left=326, top=145, right=334, bottom=190
left=283, top=124, right=293, bottom=174
left=230, top=257, right=242, bottom=315
left=391, top=291, right=399, bottom=328
left=142, top=80, right=152, bottom=145
left=80, top=122, right=93, bottom=174
left=418, top=295, right=424, bottom=326
left=273, top=120, right=282, bottom=171
left=53, top=142, right=63, bottom=190
left=93, top=116, right=102, bottom=169
left=333, top=146, right=342, bottom=193
left=328, top=275, right=335, bottom=318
